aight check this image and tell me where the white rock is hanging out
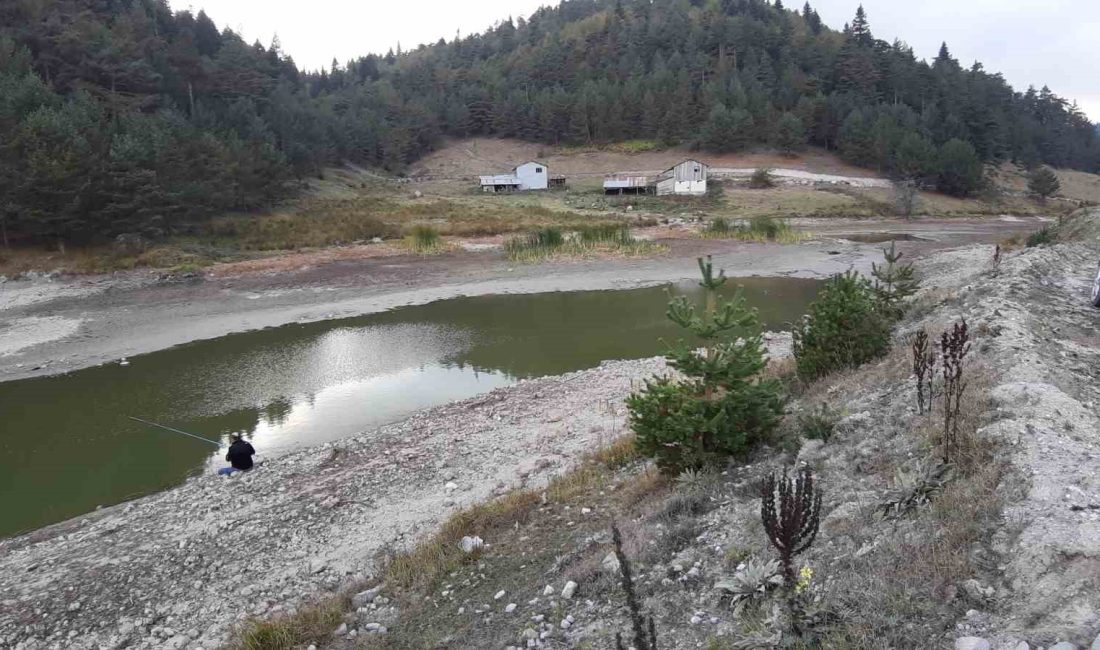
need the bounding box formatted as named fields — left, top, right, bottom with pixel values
left=494, top=590, right=506, bottom=600
left=459, top=536, right=484, bottom=553
left=954, top=638, right=990, bottom=650
left=561, top=581, right=577, bottom=599
left=601, top=552, right=621, bottom=573
left=1049, top=643, right=1077, bottom=650
left=690, top=615, right=703, bottom=624
left=505, top=603, right=517, bottom=613
left=1092, top=632, right=1100, bottom=650
left=333, top=623, right=348, bottom=636
left=352, top=587, right=383, bottom=609
left=542, top=585, right=554, bottom=596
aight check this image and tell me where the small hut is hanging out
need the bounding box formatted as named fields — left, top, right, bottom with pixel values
left=655, top=159, right=709, bottom=196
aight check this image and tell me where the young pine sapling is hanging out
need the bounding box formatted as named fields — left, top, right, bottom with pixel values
left=627, top=256, right=783, bottom=473
left=871, top=241, right=918, bottom=318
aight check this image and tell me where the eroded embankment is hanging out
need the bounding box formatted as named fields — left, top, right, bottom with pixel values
left=238, top=211, right=1100, bottom=650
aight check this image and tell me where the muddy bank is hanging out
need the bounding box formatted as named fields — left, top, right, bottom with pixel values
left=0, top=217, right=1040, bottom=384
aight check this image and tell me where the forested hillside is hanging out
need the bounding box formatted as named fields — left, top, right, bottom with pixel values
left=2, top=0, right=1098, bottom=244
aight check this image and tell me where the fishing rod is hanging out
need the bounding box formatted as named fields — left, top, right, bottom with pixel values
left=128, top=416, right=223, bottom=448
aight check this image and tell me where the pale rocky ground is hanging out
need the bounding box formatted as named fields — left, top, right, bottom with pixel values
left=327, top=211, right=1100, bottom=649
left=3, top=210, right=1099, bottom=649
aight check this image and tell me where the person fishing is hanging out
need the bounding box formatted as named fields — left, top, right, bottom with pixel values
left=225, top=434, right=256, bottom=472
left=129, top=417, right=260, bottom=475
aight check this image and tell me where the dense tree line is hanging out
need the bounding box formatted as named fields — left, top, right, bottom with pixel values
left=2, top=0, right=1098, bottom=244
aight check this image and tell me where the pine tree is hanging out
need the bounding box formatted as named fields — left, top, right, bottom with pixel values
left=627, top=256, right=784, bottom=473
left=1027, top=166, right=1061, bottom=202
left=773, top=112, right=806, bottom=155
left=871, top=242, right=919, bottom=317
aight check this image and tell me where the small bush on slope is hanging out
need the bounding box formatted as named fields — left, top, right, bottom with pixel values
left=793, top=272, right=892, bottom=381
left=628, top=256, right=784, bottom=473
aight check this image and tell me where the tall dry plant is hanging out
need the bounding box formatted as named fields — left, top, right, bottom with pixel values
left=761, top=466, right=823, bottom=636
left=611, top=524, right=658, bottom=650
left=940, top=320, right=971, bottom=463
left=912, top=329, right=936, bottom=415
left=761, top=466, right=822, bottom=589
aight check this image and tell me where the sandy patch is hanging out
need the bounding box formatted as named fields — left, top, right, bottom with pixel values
left=0, top=316, right=83, bottom=356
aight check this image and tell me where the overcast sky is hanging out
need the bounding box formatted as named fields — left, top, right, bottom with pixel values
left=174, top=0, right=1100, bottom=122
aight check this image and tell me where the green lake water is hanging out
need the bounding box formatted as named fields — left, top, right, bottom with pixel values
left=0, top=277, right=821, bottom=538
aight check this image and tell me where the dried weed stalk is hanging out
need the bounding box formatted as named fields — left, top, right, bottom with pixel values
left=912, top=329, right=936, bottom=415
left=612, top=524, right=658, bottom=650
left=940, top=320, right=971, bottom=464
left=761, top=466, right=822, bottom=588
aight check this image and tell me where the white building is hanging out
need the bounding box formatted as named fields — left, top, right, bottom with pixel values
left=479, top=161, right=550, bottom=192
left=656, top=159, right=709, bottom=196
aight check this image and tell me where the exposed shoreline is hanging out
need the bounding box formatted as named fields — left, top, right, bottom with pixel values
left=0, top=216, right=1039, bottom=385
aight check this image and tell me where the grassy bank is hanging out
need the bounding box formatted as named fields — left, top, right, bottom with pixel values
left=503, top=224, right=666, bottom=262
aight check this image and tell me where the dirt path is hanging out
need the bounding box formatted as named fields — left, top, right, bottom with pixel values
left=0, top=218, right=1040, bottom=385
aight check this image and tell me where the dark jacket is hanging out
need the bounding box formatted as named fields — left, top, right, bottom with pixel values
left=226, top=439, right=256, bottom=470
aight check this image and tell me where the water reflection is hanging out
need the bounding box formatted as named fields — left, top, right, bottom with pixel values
left=0, top=277, right=821, bottom=537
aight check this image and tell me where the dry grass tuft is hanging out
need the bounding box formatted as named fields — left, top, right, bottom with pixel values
left=383, top=489, right=541, bottom=591
left=231, top=596, right=346, bottom=650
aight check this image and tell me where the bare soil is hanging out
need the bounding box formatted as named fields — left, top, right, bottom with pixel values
left=0, top=217, right=1042, bottom=384
left=409, top=138, right=884, bottom=180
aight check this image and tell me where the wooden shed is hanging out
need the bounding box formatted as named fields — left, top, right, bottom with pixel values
left=479, top=161, right=550, bottom=192
left=656, top=159, right=708, bottom=196
left=603, top=174, right=651, bottom=195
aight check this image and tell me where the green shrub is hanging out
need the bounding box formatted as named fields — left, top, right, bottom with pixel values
left=627, top=256, right=784, bottom=473
left=870, top=241, right=918, bottom=317
left=1027, top=167, right=1061, bottom=202
left=703, top=216, right=804, bottom=243
left=793, top=271, right=892, bottom=381
left=504, top=226, right=565, bottom=260
left=749, top=168, right=776, bottom=189
left=1026, top=226, right=1053, bottom=247
left=405, top=224, right=443, bottom=253
left=798, top=403, right=839, bottom=442
left=577, top=223, right=632, bottom=244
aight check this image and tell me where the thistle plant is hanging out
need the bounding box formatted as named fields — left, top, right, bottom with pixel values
left=628, top=256, right=784, bottom=473
left=761, top=466, right=822, bottom=589
left=912, top=329, right=936, bottom=415
left=940, top=320, right=971, bottom=464
left=761, top=465, right=822, bottom=636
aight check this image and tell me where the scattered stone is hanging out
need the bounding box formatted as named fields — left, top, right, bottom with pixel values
left=542, top=585, right=554, bottom=596
left=459, top=536, right=485, bottom=553
left=505, top=603, right=517, bottom=613
left=494, top=590, right=506, bottom=601
left=561, top=581, right=577, bottom=599
left=954, top=638, right=990, bottom=650
left=1049, top=643, right=1077, bottom=650
left=601, top=552, right=621, bottom=574
left=333, top=623, right=348, bottom=637
left=351, top=587, right=382, bottom=609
